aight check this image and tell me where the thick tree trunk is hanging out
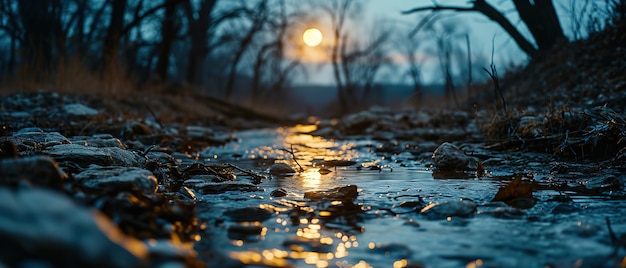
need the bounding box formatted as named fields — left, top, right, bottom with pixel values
left=512, top=0, right=565, bottom=51
left=183, top=0, right=217, bottom=86
left=17, top=0, right=63, bottom=76
left=156, top=0, right=178, bottom=81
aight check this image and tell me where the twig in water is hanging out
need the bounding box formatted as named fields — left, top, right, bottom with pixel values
left=225, top=163, right=268, bottom=181
left=281, top=144, right=304, bottom=172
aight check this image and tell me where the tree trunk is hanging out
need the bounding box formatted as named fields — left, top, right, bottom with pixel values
left=156, top=0, right=178, bottom=81
left=183, top=0, right=217, bottom=86
left=17, top=0, right=63, bottom=77
left=512, top=0, right=565, bottom=51
left=102, top=0, right=127, bottom=75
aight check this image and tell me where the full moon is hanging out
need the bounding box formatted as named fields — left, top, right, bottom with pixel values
left=303, top=28, right=323, bottom=47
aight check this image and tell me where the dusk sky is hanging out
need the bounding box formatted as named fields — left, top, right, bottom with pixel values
left=296, top=0, right=595, bottom=85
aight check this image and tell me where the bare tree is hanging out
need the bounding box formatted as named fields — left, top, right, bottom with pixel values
left=319, top=0, right=359, bottom=111
left=251, top=0, right=303, bottom=102
left=403, top=0, right=565, bottom=58
left=398, top=23, right=426, bottom=105
left=224, top=0, right=269, bottom=99
left=156, top=0, right=182, bottom=82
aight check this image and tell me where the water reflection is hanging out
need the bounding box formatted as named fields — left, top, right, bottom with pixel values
left=199, top=126, right=626, bottom=267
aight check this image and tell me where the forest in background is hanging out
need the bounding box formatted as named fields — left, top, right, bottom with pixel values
left=1, top=0, right=624, bottom=115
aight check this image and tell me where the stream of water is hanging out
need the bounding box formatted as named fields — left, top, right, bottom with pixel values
left=194, top=125, right=625, bottom=268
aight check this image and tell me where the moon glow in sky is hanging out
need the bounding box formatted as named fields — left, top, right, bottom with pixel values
left=303, top=28, right=323, bottom=47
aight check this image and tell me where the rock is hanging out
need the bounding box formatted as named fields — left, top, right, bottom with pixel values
left=479, top=202, right=525, bottom=219
left=431, top=142, right=474, bottom=171
left=420, top=199, right=477, bottom=220
left=304, top=185, right=358, bottom=202
left=227, top=224, right=266, bottom=241
left=44, top=144, right=113, bottom=167
left=223, top=207, right=273, bottom=222
left=271, top=188, right=288, bottom=197
left=340, top=111, right=377, bottom=135
left=44, top=144, right=144, bottom=168
left=62, top=103, right=99, bottom=117
left=75, top=167, right=158, bottom=194
left=191, top=182, right=262, bottom=194
left=101, top=147, right=145, bottom=167
left=70, top=134, right=126, bottom=148
left=0, top=156, right=67, bottom=188
left=0, top=187, right=147, bottom=267
left=9, top=131, right=71, bottom=150
left=185, top=125, right=213, bottom=137
left=146, top=151, right=176, bottom=164
left=269, top=162, right=296, bottom=175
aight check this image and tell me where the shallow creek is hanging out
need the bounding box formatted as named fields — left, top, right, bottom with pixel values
left=194, top=125, right=625, bottom=268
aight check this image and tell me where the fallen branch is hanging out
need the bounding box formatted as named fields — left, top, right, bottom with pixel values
left=281, top=144, right=304, bottom=172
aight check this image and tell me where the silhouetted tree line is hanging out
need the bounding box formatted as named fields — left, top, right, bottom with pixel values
left=0, top=0, right=305, bottom=101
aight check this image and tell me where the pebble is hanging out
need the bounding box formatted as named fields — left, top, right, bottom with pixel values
left=62, top=103, right=99, bottom=117
left=223, top=207, right=273, bottom=222
left=270, top=162, right=296, bottom=175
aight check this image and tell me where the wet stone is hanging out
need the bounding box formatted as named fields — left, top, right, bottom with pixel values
left=192, top=182, right=262, bottom=194
left=44, top=144, right=113, bottom=166
left=0, top=156, right=66, bottom=188
left=0, top=187, right=147, bottom=268
left=271, top=188, right=288, bottom=197
left=479, top=202, right=525, bottom=219
left=75, top=167, right=158, bottom=194
left=420, top=199, right=478, bottom=220
left=223, top=207, right=273, bottom=222
left=431, top=142, right=474, bottom=171
left=44, top=144, right=144, bottom=168
left=62, top=103, right=99, bottom=117
left=304, top=185, right=358, bottom=202
left=227, top=224, right=265, bottom=241
left=270, top=162, right=296, bottom=175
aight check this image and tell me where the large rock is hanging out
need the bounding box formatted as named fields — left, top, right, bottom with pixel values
left=44, top=144, right=144, bottom=168
left=0, top=187, right=147, bottom=267
left=75, top=167, right=158, bottom=194
left=8, top=130, right=71, bottom=150
left=431, top=142, right=474, bottom=171
left=0, top=156, right=66, bottom=187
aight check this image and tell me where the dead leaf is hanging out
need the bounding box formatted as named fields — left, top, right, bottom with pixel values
left=492, top=176, right=536, bottom=209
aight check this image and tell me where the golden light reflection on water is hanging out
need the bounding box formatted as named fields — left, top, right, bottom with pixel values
left=228, top=217, right=374, bottom=268
left=302, top=168, right=322, bottom=189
